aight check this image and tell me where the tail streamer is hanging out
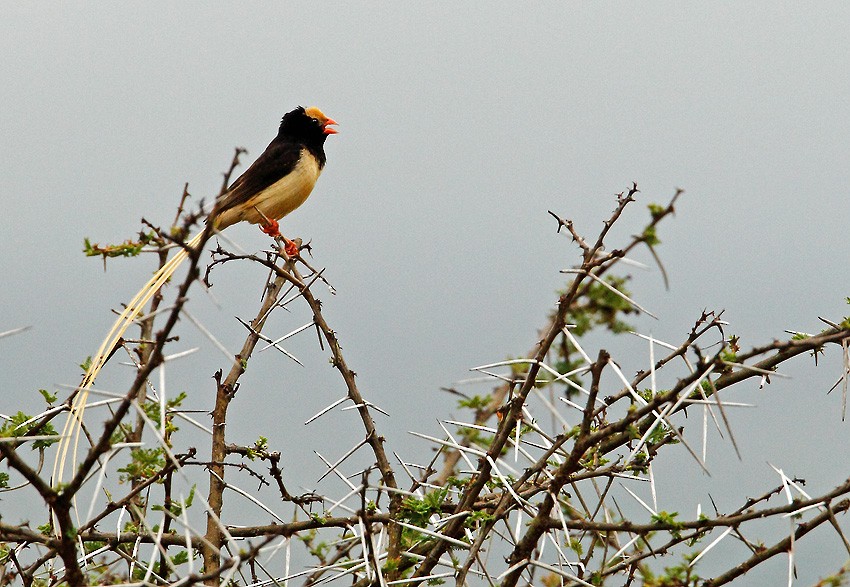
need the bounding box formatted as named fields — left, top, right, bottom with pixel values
left=52, top=231, right=205, bottom=487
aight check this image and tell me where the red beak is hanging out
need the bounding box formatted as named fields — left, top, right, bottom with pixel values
left=323, top=118, right=339, bottom=135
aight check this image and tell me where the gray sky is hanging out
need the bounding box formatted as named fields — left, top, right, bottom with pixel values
left=2, top=4, right=849, bottom=584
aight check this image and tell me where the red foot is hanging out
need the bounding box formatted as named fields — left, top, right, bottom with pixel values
left=260, top=219, right=281, bottom=238
left=259, top=219, right=298, bottom=255
left=283, top=238, right=299, bottom=256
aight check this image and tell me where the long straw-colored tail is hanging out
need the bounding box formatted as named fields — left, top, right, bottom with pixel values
left=52, top=231, right=205, bottom=487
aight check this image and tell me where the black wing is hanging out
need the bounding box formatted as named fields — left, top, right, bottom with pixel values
left=215, top=139, right=304, bottom=214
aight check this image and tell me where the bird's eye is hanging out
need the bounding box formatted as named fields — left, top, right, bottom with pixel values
left=311, top=117, right=319, bottom=124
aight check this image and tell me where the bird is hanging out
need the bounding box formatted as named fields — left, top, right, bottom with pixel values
left=213, top=106, right=338, bottom=253
left=53, top=106, right=337, bottom=485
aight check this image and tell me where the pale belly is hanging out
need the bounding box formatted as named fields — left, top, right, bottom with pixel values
left=216, top=151, right=322, bottom=228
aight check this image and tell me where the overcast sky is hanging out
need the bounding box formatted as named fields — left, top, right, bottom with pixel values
left=2, top=4, right=849, bottom=584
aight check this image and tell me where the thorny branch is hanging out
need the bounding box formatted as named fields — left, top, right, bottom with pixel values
left=1, top=183, right=849, bottom=587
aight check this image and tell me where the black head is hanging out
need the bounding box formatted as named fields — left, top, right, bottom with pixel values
left=278, top=106, right=338, bottom=146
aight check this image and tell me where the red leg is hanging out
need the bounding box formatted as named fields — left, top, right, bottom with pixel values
left=258, top=219, right=298, bottom=255
left=260, top=218, right=280, bottom=238
left=282, top=237, right=299, bottom=256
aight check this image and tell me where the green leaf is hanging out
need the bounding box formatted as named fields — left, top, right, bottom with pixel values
left=647, top=203, right=666, bottom=219
left=642, top=225, right=661, bottom=246
left=117, top=448, right=166, bottom=482
left=38, top=389, right=58, bottom=404
left=0, top=411, right=59, bottom=449
left=83, top=232, right=154, bottom=259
